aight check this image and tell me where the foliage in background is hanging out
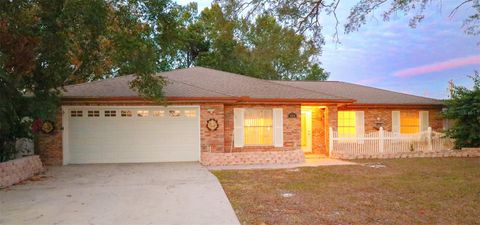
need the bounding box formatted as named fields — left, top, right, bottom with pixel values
left=162, top=3, right=328, bottom=80
left=0, top=0, right=328, bottom=161
left=217, top=0, right=480, bottom=43
left=0, top=0, right=176, bottom=161
left=443, top=72, right=480, bottom=148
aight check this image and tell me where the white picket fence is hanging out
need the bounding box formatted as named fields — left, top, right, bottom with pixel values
left=329, top=127, right=455, bottom=156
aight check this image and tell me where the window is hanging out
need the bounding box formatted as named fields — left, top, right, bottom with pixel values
left=169, top=110, right=181, bottom=117
left=244, top=109, right=273, bottom=145
left=121, top=110, right=133, bottom=117
left=137, top=110, right=149, bottom=117
left=87, top=110, right=100, bottom=117
left=184, top=110, right=196, bottom=118
left=400, top=111, right=419, bottom=134
left=153, top=110, right=165, bottom=117
left=71, top=110, right=83, bottom=117
left=104, top=110, right=116, bottom=117
left=338, top=111, right=356, bottom=137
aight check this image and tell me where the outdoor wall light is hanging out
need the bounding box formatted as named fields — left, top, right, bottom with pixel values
left=207, top=108, right=215, bottom=114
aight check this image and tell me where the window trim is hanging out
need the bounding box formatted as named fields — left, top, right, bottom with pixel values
left=400, top=111, right=420, bottom=134
left=337, top=111, right=357, bottom=138
left=70, top=110, right=83, bottom=117
left=104, top=110, right=117, bottom=117
left=136, top=110, right=149, bottom=117
left=121, top=110, right=133, bottom=117
left=87, top=110, right=100, bottom=117
left=243, top=108, right=274, bottom=146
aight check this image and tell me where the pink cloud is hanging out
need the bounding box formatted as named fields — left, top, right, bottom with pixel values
left=393, top=55, right=480, bottom=77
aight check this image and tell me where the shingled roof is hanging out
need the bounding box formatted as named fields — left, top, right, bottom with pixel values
left=63, top=67, right=350, bottom=102
left=63, top=67, right=442, bottom=105
left=275, top=80, right=442, bottom=105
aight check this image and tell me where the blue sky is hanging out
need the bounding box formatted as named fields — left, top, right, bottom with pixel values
left=176, top=0, right=479, bottom=99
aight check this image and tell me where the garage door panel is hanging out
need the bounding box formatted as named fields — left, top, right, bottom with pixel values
left=67, top=106, right=200, bottom=164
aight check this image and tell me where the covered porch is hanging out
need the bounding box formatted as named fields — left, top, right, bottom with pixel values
left=300, top=105, right=337, bottom=157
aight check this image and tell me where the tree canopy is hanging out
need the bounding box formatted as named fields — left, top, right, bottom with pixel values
left=0, top=0, right=174, bottom=160
left=443, top=72, right=480, bottom=148
left=159, top=3, right=327, bottom=80
left=217, top=0, right=480, bottom=43
left=0, top=0, right=328, bottom=161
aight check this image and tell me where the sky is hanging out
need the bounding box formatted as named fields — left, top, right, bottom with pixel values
left=176, top=0, right=479, bottom=99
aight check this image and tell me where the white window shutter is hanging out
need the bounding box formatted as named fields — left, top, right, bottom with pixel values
left=273, top=108, right=284, bottom=147
left=355, top=111, right=365, bottom=137
left=233, top=108, right=245, bottom=147
left=392, top=111, right=400, bottom=133
left=419, top=111, right=429, bottom=132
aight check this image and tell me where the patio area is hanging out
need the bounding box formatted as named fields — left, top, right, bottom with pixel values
left=206, top=155, right=356, bottom=170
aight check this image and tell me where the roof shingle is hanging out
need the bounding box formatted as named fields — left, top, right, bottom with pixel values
left=276, top=80, right=442, bottom=105
left=63, top=67, right=442, bottom=105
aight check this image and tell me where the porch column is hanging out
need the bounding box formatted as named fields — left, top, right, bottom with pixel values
left=326, top=105, right=338, bottom=157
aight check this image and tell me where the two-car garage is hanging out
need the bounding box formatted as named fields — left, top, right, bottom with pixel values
left=63, top=106, right=200, bottom=164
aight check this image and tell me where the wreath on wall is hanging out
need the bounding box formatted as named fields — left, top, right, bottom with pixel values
left=41, top=120, right=55, bottom=134
left=206, top=118, right=219, bottom=131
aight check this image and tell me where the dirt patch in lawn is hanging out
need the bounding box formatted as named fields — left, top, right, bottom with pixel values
left=213, top=158, right=480, bottom=225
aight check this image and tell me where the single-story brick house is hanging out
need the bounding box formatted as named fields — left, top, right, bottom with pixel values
left=39, top=67, right=444, bottom=166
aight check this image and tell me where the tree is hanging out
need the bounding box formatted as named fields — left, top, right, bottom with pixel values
left=443, top=72, right=480, bottom=148
left=0, top=0, right=178, bottom=161
left=302, top=64, right=330, bottom=81
left=216, top=0, right=480, bottom=43
left=178, top=3, right=328, bottom=80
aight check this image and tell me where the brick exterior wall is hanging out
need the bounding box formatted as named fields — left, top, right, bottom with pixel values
left=331, top=148, right=480, bottom=160
left=201, top=149, right=305, bottom=166
left=311, top=107, right=326, bottom=155
left=38, top=110, right=63, bottom=166
left=37, top=100, right=445, bottom=166
left=223, top=104, right=301, bottom=152
left=200, top=104, right=225, bottom=153
left=38, top=102, right=303, bottom=165
left=325, top=105, right=338, bottom=156
left=0, top=155, right=45, bottom=188
left=336, top=107, right=444, bottom=133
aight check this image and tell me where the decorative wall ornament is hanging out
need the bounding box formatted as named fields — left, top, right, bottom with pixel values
left=206, top=118, right=219, bottom=131
left=374, top=117, right=384, bottom=130
left=288, top=112, right=297, bottom=118
left=207, top=108, right=215, bottom=114
left=41, top=120, right=55, bottom=134
left=169, top=110, right=181, bottom=117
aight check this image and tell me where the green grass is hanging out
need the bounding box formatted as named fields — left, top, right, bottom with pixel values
left=213, top=158, right=480, bottom=225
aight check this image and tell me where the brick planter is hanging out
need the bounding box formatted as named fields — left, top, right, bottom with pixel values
left=201, top=150, right=305, bottom=166
left=331, top=149, right=480, bottom=160
left=0, top=155, right=45, bottom=188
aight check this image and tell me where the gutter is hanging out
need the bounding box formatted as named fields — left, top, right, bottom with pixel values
left=61, top=96, right=356, bottom=105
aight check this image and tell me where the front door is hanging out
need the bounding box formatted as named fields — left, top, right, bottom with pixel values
left=301, top=110, right=312, bottom=152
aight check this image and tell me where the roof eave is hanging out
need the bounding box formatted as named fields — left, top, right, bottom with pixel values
left=341, top=103, right=444, bottom=109
left=60, top=96, right=355, bottom=104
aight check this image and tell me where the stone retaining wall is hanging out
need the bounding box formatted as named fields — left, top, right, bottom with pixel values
left=0, top=155, right=45, bottom=188
left=331, top=149, right=480, bottom=160
left=201, top=150, right=305, bottom=166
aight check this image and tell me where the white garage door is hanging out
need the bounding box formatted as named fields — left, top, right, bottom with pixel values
left=65, top=106, right=200, bottom=164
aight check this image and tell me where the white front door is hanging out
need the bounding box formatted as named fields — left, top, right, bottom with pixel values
left=65, top=106, right=200, bottom=164
left=301, top=110, right=312, bottom=152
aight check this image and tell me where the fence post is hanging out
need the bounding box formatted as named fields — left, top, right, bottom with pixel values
left=427, top=127, right=432, bottom=151
left=379, top=127, right=384, bottom=153
left=329, top=127, right=333, bottom=157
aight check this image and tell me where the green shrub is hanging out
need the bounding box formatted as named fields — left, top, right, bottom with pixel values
left=443, top=72, right=480, bottom=148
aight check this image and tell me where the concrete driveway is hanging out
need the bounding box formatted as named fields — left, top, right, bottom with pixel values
left=0, top=163, right=240, bottom=225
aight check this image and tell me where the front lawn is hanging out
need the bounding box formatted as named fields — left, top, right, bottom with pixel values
left=213, top=158, right=480, bottom=225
